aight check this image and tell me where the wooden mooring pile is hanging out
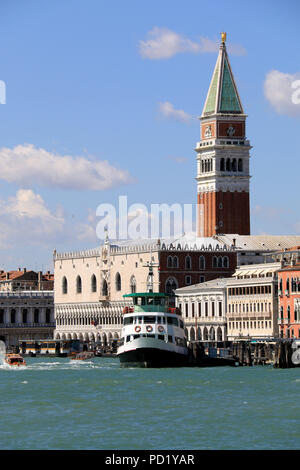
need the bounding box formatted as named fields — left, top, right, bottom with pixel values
left=188, top=340, right=299, bottom=368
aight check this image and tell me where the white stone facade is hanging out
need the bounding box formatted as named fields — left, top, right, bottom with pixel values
left=0, top=290, right=54, bottom=347
left=175, top=278, right=229, bottom=343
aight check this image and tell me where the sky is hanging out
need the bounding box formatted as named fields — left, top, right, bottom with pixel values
left=0, top=0, right=299, bottom=271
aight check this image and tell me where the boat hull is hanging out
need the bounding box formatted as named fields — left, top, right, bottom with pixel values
left=118, top=347, right=189, bottom=368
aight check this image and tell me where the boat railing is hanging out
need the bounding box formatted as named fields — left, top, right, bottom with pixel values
left=122, top=306, right=181, bottom=314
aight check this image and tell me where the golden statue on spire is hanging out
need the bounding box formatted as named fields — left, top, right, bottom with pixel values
left=221, top=32, right=227, bottom=43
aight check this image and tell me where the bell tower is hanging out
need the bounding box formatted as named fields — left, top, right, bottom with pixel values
left=196, top=33, right=251, bottom=237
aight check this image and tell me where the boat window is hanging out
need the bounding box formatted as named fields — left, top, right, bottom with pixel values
left=144, top=316, right=156, bottom=324
left=147, top=334, right=155, bottom=338
left=175, top=337, right=185, bottom=347
left=161, top=317, right=166, bottom=324
left=126, top=335, right=131, bottom=342
left=157, top=316, right=161, bottom=324
left=138, top=316, right=143, bottom=324
left=147, top=297, right=154, bottom=305
left=137, top=297, right=145, bottom=306
left=167, top=317, right=179, bottom=326
left=124, top=317, right=134, bottom=325
left=133, top=334, right=140, bottom=339
left=154, top=297, right=162, bottom=305
left=168, top=335, right=173, bottom=343
left=158, top=335, right=165, bottom=341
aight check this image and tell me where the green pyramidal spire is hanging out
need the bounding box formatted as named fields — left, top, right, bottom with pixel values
left=202, top=35, right=244, bottom=116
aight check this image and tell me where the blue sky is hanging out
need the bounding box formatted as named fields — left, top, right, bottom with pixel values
left=0, top=0, right=299, bottom=270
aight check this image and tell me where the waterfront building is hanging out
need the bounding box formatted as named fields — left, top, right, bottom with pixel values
left=0, top=269, right=54, bottom=292
left=54, top=234, right=300, bottom=346
left=196, top=33, right=251, bottom=237
left=0, top=290, right=55, bottom=348
left=53, top=235, right=237, bottom=345
left=175, top=278, right=229, bottom=343
left=226, top=263, right=281, bottom=341
left=277, top=249, right=300, bottom=339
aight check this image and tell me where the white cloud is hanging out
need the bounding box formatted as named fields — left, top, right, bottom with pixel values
left=264, top=70, right=300, bottom=117
left=139, top=27, right=246, bottom=60
left=0, top=144, right=134, bottom=190
left=0, top=189, right=100, bottom=250
left=158, top=101, right=191, bottom=123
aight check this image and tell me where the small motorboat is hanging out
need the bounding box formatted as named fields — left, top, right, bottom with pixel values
left=5, top=353, right=27, bottom=367
left=70, top=351, right=94, bottom=361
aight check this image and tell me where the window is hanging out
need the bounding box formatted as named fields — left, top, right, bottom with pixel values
left=165, top=277, right=178, bottom=294
left=185, top=256, right=192, bottom=270
left=173, top=256, right=179, bottom=268
left=130, top=275, right=136, bottom=294
left=91, top=274, right=97, bottom=293
left=167, top=256, right=172, bottom=268
left=115, top=273, right=121, bottom=291
left=22, top=309, right=28, bottom=324
left=185, top=275, right=192, bottom=285
left=46, top=308, right=51, bottom=323
left=219, top=302, right=222, bottom=317
left=220, top=158, right=225, bottom=171
left=34, top=309, right=39, bottom=323
left=102, top=279, right=108, bottom=296
left=167, top=317, right=179, bottom=326
left=199, top=256, right=205, bottom=270
left=238, top=158, right=243, bottom=172
left=76, top=276, right=82, bottom=294
left=62, top=276, right=68, bottom=294
left=223, top=256, right=229, bottom=268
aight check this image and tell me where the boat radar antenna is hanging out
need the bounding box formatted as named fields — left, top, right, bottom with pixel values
left=143, top=253, right=159, bottom=293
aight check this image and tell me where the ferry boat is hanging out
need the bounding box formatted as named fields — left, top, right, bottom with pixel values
left=117, top=264, right=188, bottom=368
left=5, top=353, right=26, bottom=367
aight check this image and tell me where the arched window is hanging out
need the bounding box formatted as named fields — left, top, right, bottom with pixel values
left=115, top=272, right=121, bottom=291
left=76, top=276, right=82, bottom=294
left=130, top=275, right=136, bottom=294
left=238, top=158, right=243, bottom=172
left=280, top=306, right=284, bottom=319
left=62, top=276, right=68, bottom=294
left=185, top=256, right=192, bottom=270
left=218, top=256, right=223, bottom=268
left=220, top=158, right=225, bottom=171
left=226, top=158, right=231, bottom=171
left=91, top=274, right=97, bottom=293
left=287, top=306, right=290, bottom=321
left=223, top=256, right=229, bottom=268
left=167, top=256, right=173, bottom=268
left=0, top=309, right=4, bottom=324
left=102, top=279, right=108, bottom=296
left=199, top=255, right=205, bottom=270
left=232, top=159, right=237, bottom=172
left=212, top=256, right=218, bottom=268
left=286, top=278, right=290, bottom=292
left=165, top=277, right=178, bottom=294
left=173, top=256, right=179, bottom=268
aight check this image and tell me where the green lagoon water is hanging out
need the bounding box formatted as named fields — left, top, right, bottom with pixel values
left=0, top=356, right=299, bottom=450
